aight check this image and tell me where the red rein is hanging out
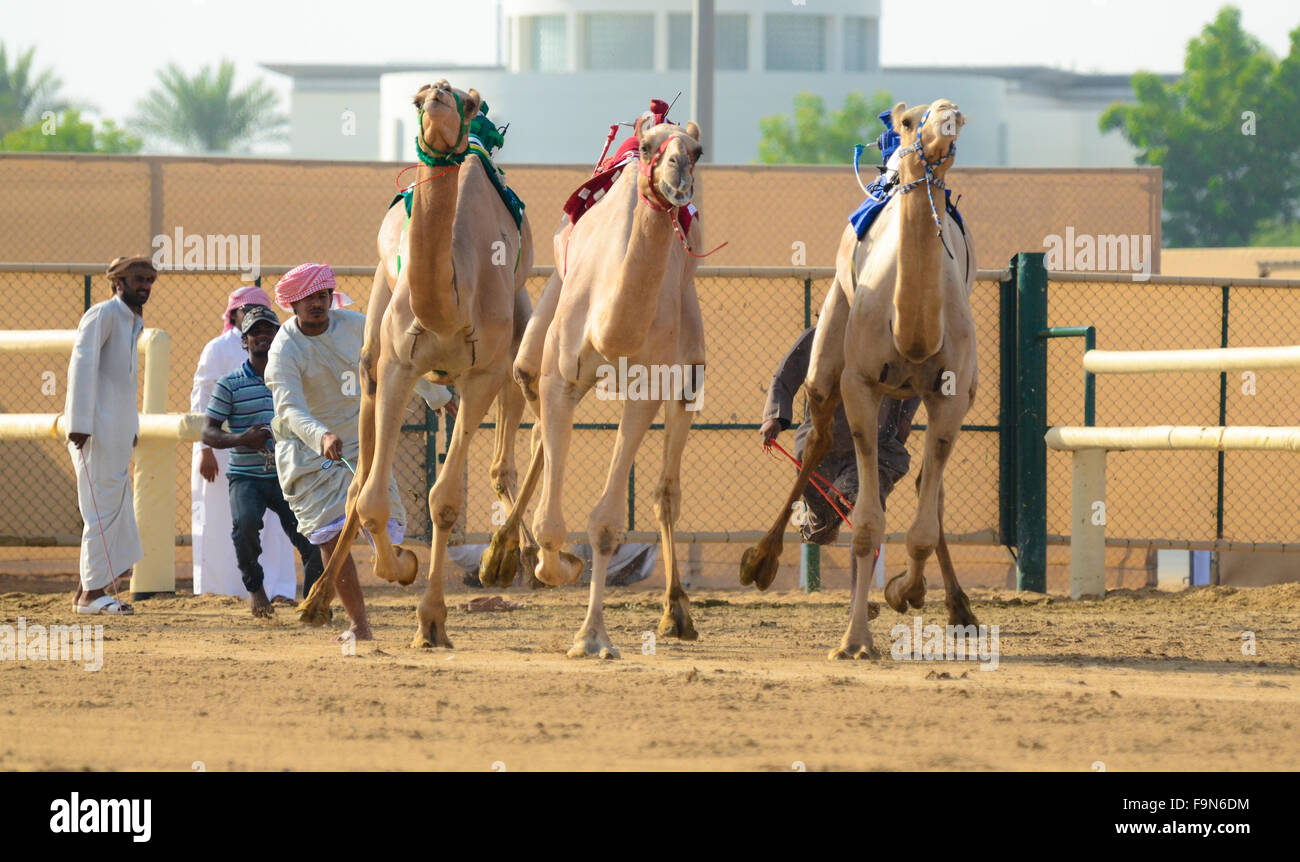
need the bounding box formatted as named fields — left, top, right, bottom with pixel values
left=765, top=439, right=855, bottom=528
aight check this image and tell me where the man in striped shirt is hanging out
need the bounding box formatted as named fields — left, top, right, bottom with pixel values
left=203, top=307, right=323, bottom=617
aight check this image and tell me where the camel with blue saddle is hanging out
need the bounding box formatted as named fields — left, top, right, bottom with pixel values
left=740, top=99, right=980, bottom=660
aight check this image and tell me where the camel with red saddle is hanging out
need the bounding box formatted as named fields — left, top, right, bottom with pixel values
left=298, top=80, right=534, bottom=650
left=739, top=99, right=980, bottom=660
left=481, top=102, right=706, bottom=658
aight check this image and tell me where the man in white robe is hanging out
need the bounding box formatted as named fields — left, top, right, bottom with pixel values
left=65, top=255, right=154, bottom=615
left=266, top=263, right=450, bottom=640
left=190, top=285, right=296, bottom=600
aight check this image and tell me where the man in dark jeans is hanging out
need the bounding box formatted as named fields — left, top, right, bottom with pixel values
left=761, top=327, right=921, bottom=603
left=202, top=307, right=323, bottom=617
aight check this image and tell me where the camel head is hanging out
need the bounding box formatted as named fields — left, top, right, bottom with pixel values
left=635, top=118, right=703, bottom=210
left=890, top=99, right=964, bottom=184
left=412, top=79, right=481, bottom=163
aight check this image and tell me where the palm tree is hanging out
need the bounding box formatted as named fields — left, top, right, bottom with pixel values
left=0, top=43, right=69, bottom=137
left=132, top=60, right=287, bottom=153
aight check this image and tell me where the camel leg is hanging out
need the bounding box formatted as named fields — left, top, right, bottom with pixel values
left=569, top=396, right=660, bottom=659
left=654, top=397, right=698, bottom=640
left=935, top=482, right=978, bottom=626
left=884, top=388, right=968, bottom=619
left=514, top=270, right=563, bottom=402
left=414, top=367, right=506, bottom=648
left=479, top=387, right=541, bottom=588
left=739, top=278, right=849, bottom=590
left=830, top=368, right=885, bottom=660
left=531, top=369, right=587, bottom=587
left=354, top=350, right=421, bottom=587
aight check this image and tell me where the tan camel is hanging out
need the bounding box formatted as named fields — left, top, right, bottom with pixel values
left=298, top=80, right=534, bottom=649
left=480, top=117, right=706, bottom=658
left=739, top=99, right=979, bottom=660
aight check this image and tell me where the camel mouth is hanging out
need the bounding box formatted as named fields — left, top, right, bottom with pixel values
left=657, top=178, right=693, bottom=208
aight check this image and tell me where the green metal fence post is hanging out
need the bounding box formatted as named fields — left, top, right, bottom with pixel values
left=83, top=274, right=92, bottom=312
left=804, top=276, right=812, bottom=329
left=1015, top=252, right=1048, bottom=592
left=998, top=264, right=1018, bottom=548
left=800, top=542, right=820, bottom=592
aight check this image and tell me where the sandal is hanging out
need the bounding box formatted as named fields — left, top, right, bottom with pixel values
left=75, top=595, right=134, bottom=615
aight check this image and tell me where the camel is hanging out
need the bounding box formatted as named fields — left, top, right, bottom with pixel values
left=298, top=80, right=535, bottom=649
left=479, top=112, right=706, bottom=659
left=739, top=99, right=980, bottom=660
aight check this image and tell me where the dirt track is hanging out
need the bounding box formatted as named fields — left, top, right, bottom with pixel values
left=2, top=579, right=1299, bottom=771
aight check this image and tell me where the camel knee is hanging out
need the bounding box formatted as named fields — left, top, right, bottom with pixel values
left=533, top=514, right=566, bottom=551
left=906, top=516, right=940, bottom=560
left=851, top=510, right=885, bottom=559
left=653, top=481, right=680, bottom=524
left=588, top=522, right=619, bottom=556
left=356, top=482, right=389, bottom=528
left=426, top=487, right=460, bottom=531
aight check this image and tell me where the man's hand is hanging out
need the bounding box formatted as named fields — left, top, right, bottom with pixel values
left=68, top=432, right=89, bottom=450
left=241, top=425, right=273, bottom=450
left=442, top=395, right=458, bottom=421
left=320, top=432, right=343, bottom=461
left=760, top=418, right=781, bottom=449
left=199, top=447, right=219, bottom=482
left=897, top=415, right=913, bottom=445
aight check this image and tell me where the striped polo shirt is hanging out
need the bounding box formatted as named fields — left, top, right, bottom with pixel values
left=206, top=360, right=277, bottom=479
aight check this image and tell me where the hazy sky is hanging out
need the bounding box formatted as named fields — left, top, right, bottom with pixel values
left=3, top=0, right=1296, bottom=140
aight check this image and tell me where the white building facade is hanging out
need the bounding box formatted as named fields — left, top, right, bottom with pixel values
left=263, top=0, right=1148, bottom=167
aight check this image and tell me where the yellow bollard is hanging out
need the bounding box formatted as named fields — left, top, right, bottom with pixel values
left=131, top=329, right=174, bottom=597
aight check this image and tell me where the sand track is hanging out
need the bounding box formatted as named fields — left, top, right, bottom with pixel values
left=2, top=582, right=1298, bottom=771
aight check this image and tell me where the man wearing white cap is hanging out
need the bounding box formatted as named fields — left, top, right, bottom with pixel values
left=190, top=285, right=297, bottom=601
left=65, top=254, right=155, bottom=615
left=265, top=263, right=451, bottom=640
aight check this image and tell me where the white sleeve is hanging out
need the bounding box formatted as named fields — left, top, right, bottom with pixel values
left=266, top=337, right=330, bottom=455
left=189, top=339, right=221, bottom=415
left=65, top=304, right=106, bottom=436
left=413, top=377, right=452, bottom=411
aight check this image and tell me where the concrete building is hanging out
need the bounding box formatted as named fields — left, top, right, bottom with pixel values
left=262, top=0, right=1156, bottom=166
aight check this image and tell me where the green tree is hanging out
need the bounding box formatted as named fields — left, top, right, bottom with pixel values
left=1101, top=6, right=1300, bottom=247
left=0, top=43, right=69, bottom=137
left=0, top=108, right=141, bottom=153
left=132, top=60, right=287, bottom=153
left=758, top=90, right=894, bottom=165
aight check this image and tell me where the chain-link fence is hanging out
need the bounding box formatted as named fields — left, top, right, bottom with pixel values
left=0, top=264, right=1007, bottom=551
left=1046, top=275, right=1300, bottom=547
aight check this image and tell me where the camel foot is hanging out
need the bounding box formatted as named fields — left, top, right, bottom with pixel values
left=567, top=629, right=620, bottom=660
left=884, top=571, right=926, bottom=614
left=657, top=593, right=698, bottom=641
left=946, top=591, right=979, bottom=627
left=478, top=529, right=519, bottom=588
left=410, top=621, right=454, bottom=650
left=393, top=546, right=419, bottom=586
left=739, top=543, right=781, bottom=591
left=297, top=591, right=332, bottom=627
left=536, top=550, right=583, bottom=586
left=828, top=633, right=880, bottom=661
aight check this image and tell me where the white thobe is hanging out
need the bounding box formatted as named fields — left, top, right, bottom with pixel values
left=189, top=328, right=296, bottom=598
left=65, top=295, right=144, bottom=591
left=265, top=310, right=407, bottom=539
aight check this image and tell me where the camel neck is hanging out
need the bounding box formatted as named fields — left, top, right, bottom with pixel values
left=594, top=182, right=677, bottom=359
left=406, top=164, right=462, bottom=335
left=892, top=179, right=946, bottom=362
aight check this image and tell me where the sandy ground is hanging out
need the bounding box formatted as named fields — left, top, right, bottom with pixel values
left=2, top=573, right=1299, bottom=772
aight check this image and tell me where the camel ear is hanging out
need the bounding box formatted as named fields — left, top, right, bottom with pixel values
left=463, top=88, right=482, bottom=121
left=889, top=101, right=908, bottom=132
left=412, top=85, right=433, bottom=109
left=684, top=121, right=700, bottom=142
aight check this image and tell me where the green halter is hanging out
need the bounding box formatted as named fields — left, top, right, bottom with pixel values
left=415, top=90, right=468, bottom=167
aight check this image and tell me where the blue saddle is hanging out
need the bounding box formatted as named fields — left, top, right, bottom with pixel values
left=848, top=109, right=964, bottom=240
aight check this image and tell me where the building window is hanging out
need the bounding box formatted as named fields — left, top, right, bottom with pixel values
left=765, top=13, right=826, bottom=71
left=583, top=13, right=654, bottom=70
left=843, top=16, right=878, bottom=72
left=669, top=13, right=749, bottom=71
left=524, top=15, right=566, bottom=72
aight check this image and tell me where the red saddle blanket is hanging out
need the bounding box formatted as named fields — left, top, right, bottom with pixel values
left=561, top=112, right=698, bottom=235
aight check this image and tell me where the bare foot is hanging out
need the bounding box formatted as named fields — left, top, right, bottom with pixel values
left=250, top=589, right=273, bottom=618
left=335, top=621, right=373, bottom=642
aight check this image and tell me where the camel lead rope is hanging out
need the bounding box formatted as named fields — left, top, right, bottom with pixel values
left=764, top=439, right=854, bottom=528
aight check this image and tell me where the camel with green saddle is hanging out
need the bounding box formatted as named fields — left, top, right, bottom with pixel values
left=479, top=109, right=707, bottom=658
left=739, top=99, right=980, bottom=660
left=298, top=80, right=535, bottom=649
